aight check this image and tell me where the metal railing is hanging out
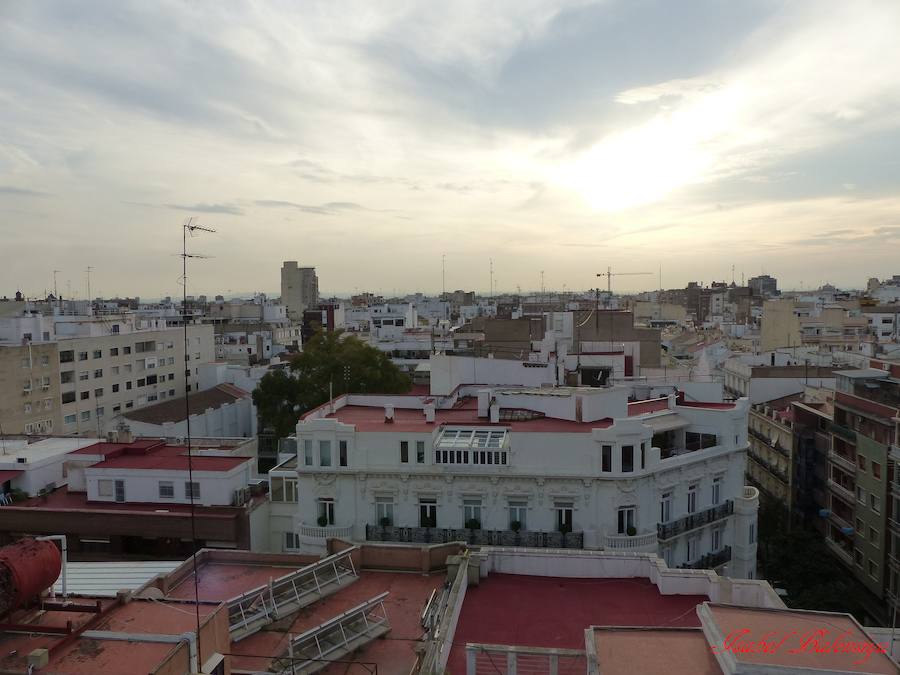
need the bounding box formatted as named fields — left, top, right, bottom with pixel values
left=465, top=643, right=585, bottom=675
left=297, top=524, right=354, bottom=543
left=748, top=427, right=791, bottom=458
left=603, top=531, right=658, bottom=551
left=365, top=525, right=584, bottom=549
left=271, top=592, right=391, bottom=675
left=829, top=422, right=857, bottom=443
left=825, top=537, right=853, bottom=565
left=679, top=546, right=731, bottom=570
left=827, top=479, right=855, bottom=505
left=828, top=450, right=856, bottom=473
left=657, top=500, right=733, bottom=541
left=227, top=547, right=359, bottom=641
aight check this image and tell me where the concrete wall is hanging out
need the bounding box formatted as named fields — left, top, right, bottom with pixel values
left=430, top=354, right=557, bottom=395
left=84, top=463, right=252, bottom=507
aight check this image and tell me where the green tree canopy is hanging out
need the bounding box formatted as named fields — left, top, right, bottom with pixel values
left=253, top=329, right=411, bottom=439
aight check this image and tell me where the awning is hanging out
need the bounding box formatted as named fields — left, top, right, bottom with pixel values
left=0, top=470, right=23, bottom=484
left=640, top=414, right=689, bottom=433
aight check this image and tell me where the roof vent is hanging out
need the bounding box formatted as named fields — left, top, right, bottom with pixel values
left=424, top=402, right=435, bottom=424
left=384, top=404, right=395, bottom=423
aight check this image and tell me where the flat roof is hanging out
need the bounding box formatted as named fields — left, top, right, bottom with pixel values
left=592, top=628, right=721, bottom=675
left=90, top=452, right=251, bottom=472
left=18, top=485, right=247, bottom=514
left=166, top=561, right=309, bottom=602
left=705, top=604, right=898, bottom=673
left=230, top=570, right=444, bottom=674
left=837, top=368, right=891, bottom=379
left=0, top=436, right=102, bottom=463
left=447, top=574, right=706, bottom=675
left=52, top=560, right=182, bottom=597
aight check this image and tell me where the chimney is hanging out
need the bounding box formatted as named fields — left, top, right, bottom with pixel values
left=489, top=400, right=500, bottom=424
left=384, top=404, right=395, bottom=423
left=424, top=401, right=435, bottom=424
left=477, top=389, right=491, bottom=418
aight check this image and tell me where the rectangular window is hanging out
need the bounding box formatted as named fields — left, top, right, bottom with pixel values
left=23, top=402, right=32, bottom=414
left=62, top=391, right=76, bottom=404
left=94, top=388, right=103, bottom=398
left=64, top=414, right=76, bottom=424
left=857, top=486, right=866, bottom=504
left=712, top=476, right=722, bottom=505
left=416, top=440, right=426, bottom=464
left=112, top=383, right=120, bottom=393
left=319, top=440, right=332, bottom=467
left=40, top=354, right=49, bottom=366
left=80, top=410, right=90, bottom=421
left=868, top=559, right=879, bottom=580
left=660, top=492, right=672, bottom=523
left=317, top=498, right=335, bottom=525
left=110, top=347, right=119, bottom=357
left=687, top=536, right=698, bottom=562
left=871, top=494, right=881, bottom=514
left=555, top=501, right=574, bottom=532
left=376, top=497, right=394, bottom=525
left=126, top=381, right=133, bottom=390
left=284, top=532, right=300, bottom=551
left=158, top=481, right=174, bottom=499
left=111, top=366, right=119, bottom=375
left=185, top=481, right=200, bottom=500
left=339, top=440, right=348, bottom=467
left=79, top=371, right=89, bottom=381
left=621, top=445, right=634, bottom=472
left=80, top=391, right=90, bottom=401
left=463, top=498, right=482, bottom=527
left=617, top=506, right=635, bottom=534
left=601, top=445, right=612, bottom=472
left=687, top=484, right=698, bottom=514
left=60, top=350, right=74, bottom=363
left=858, top=455, right=867, bottom=471
left=61, top=370, right=74, bottom=384
left=92, top=349, right=102, bottom=359
left=870, top=526, right=879, bottom=546
left=419, top=498, right=437, bottom=527
left=98, top=479, right=113, bottom=497
left=854, top=548, right=864, bottom=568
left=284, top=478, right=298, bottom=503
left=304, top=439, right=313, bottom=466
left=400, top=441, right=409, bottom=463
left=509, top=500, right=527, bottom=530
left=78, top=351, right=88, bottom=361
left=124, top=346, right=131, bottom=354
left=749, top=522, right=756, bottom=544
left=873, top=462, right=882, bottom=480
left=137, top=378, right=146, bottom=387
left=712, top=526, right=723, bottom=551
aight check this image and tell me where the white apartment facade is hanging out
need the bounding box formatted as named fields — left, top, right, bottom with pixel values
left=280, top=261, right=318, bottom=321
left=269, top=385, right=759, bottom=578
left=57, top=322, right=214, bottom=436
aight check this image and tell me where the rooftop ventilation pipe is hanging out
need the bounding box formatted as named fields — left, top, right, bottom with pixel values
left=384, top=404, right=395, bottom=423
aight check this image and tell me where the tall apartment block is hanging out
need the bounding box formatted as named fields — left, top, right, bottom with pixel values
left=280, top=261, right=318, bottom=322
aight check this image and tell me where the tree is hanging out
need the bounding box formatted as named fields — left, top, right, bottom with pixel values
left=253, top=329, right=411, bottom=439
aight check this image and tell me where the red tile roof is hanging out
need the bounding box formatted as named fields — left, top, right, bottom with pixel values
left=90, top=453, right=251, bottom=472
left=447, top=574, right=706, bottom=675
left=0, top=470, right=23, bottom=483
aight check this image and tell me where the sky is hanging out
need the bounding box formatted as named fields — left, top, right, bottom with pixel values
left=3, top=0, right=900, bottom=299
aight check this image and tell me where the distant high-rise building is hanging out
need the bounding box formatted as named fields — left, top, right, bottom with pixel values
left=748, top=274, right=778, bottom=297
left=280, top=261, right=318, bottom=321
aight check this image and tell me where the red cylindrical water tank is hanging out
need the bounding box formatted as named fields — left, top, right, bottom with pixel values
left=0, top=539, right=62, bottom=616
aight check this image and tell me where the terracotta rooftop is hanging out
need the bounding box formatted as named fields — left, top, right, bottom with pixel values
left=18, top=485, right=249, bottom=514
left=592, top=628, right=721, bottom=675
left=122, top=383, right=249, bottom=425
left=447, top=574, right=706, bottom=675
left=70, top=439, right=253, bottom=472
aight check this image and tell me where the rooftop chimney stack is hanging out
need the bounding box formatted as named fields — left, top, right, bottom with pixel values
left=424, top=401, right=435, bottom=423
left=489, top=400, right=500, bottom=424
left=384, top=404, right=395, bottom=423
left=477, top=389, right=491, bottom=418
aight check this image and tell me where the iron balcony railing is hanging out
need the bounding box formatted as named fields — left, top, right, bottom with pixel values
left=828, top=450, right=857, bottom=473
left=827, top=479, right=856, bottom=505
left=365, top=524, right=584, bottom=549
left=657, top=500, right=734, bottom=541
left=679, top=546, right=732, bottom=570
left=748, top=453, right=790, bottom=483
left=748, top=427, right=791, bottom=458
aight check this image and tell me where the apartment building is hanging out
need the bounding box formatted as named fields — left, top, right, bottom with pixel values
left=825, top=360, right=900, bottom=612
left=746, top=395, right=798, bottom=512
left=280, top=261, right=318, bottom=321
left=862, top=305, right=900, bottom=343
left=57, top=322, right=214, bottom=436
left=269, top=384, right=759, bottom=579
left=0, top=342, right=62, bottom=434
left=760, top=298, right=870, bottom=352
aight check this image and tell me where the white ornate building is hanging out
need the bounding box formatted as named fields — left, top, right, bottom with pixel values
left=268, top=384, right=759, bottom=578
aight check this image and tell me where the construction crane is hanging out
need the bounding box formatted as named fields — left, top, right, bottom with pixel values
left=593, top=267, right=653, bottom=343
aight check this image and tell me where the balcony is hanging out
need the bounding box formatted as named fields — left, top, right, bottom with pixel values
left=825, top=537, right=854, bottom=566
left=889, top=517, right=900, bottom=534
left=297, top=524, right=354, bottom=546
left=603, top=531, right=658, bottom=552
left=679, top=546, right=732, bottom=570
left=748, top=428, right=791, bottom=458
left=365, top=524, right=584, bottom=549
left=827, top=479, right=855, bottom=505
left=748, top=454, right=789, bottom=484
left=828, top=450, right=856, bottom=474
left=829, top=422, right=857, bottom=443
left=657, top=500, right=734, bottom=541
left=827, top=510, right=854, bottom=533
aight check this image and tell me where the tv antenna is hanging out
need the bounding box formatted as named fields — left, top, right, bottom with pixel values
left=177, top=216, right=215, bottom=661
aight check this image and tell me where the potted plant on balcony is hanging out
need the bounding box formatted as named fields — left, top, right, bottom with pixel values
left=626, top=525, right=637, bottom=537
left=509, top=520, right=522, bottom=545
left=317, top=515, right=329, bottom=527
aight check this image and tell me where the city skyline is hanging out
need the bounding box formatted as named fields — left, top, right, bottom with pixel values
left=3, top=1, right=900, bottom=297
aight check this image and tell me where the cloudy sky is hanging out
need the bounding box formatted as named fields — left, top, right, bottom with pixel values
left=3, top=0, right=900, bottom=299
